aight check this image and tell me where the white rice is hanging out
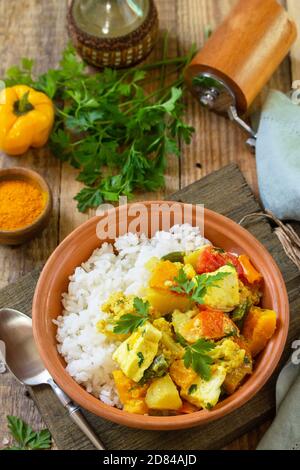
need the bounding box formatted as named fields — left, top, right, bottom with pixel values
left=55, top=224, right=210, bottom=406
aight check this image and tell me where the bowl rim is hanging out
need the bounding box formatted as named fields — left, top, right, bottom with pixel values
left=0, top=167, right=52, bottom=236
left=32, top=201, right=289, bottom=430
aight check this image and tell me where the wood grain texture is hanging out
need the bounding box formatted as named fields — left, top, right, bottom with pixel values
left=59, top=0, right=180, bottom=241
left=1, top=164, right=298, bottom=450
left=0, top=0, right=298, bottom=451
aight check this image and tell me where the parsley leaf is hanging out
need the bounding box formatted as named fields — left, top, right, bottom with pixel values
left=188, top=384, right=198, bottom=395
left=113, top=297, right=150, bottom=334
left=137, top=352, right=144, bottom=367
left=170, top=268, right=230, bottom=305
left=191, top=271, right=230, bottom=304
left=175, top=333, right=188, bottom=347
left=3, top=416, right=51, bottom=450
left=184, top=339, right=215, bottom=381
left=171, top=268, right=195, bottom=295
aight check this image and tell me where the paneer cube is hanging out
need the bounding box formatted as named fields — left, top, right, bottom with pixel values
left=203, top=265, right=240, bottom=311
left=181, top=365, right=226, bottom=410
left=112, top=322, right=162, bottom=382
left=145, top=374, right=182, bottom=410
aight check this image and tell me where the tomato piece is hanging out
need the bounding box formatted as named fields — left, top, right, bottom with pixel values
left=195, top=246, right=225, bottom=274
left=223, top=252, right=245, bottom=279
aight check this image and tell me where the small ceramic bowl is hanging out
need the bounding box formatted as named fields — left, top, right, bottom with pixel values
left=0, top=167, right=52, bottom=245
left=32, top=202, right=289, bottom=430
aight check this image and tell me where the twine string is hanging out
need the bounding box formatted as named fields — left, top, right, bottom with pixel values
left=239, top=210, right=300, bottom=270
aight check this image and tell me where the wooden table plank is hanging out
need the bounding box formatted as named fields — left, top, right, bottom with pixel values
left=0, top=0, right=298, bottom=450
left=0, top=0, right=67, bottom=440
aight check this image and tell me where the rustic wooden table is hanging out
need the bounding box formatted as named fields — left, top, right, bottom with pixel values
left=0, top=0, right=299, bottom=450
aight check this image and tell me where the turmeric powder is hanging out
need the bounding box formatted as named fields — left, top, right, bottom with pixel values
left=0, top=179, right=46, bottom=231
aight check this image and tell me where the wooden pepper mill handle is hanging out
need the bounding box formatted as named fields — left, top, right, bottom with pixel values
left=185, top=0, right=297, bottom=113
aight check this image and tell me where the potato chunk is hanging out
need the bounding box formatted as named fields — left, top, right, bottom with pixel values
left=203, top=265, right=240, bottom=311
left=145, top=374, right=182, bottom=410
left=112, top=322, right=161, bottom=382
left=146, top=287, right=191, bottom=315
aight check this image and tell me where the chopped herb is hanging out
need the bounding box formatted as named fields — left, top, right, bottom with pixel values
left=113, top=297, right=149, bottom=334
left=205, top=403, right=214, bottom=411
left=126, top=344, right=130, bottom=352
left=170, top=268, right=195, bottom=295
left=3, top=416, right=52, bottom=450
left=170, top=268, right=230, bottom=305
left=137, top=352, right=144, bottom=367
left=175, top=333, right=188, bottom=347
left=161, top=251, right=185, bottom=263
left=231, top=300, right=251, bottom=324
left=191, top=271, right=230, bottom=305
left=184, top=338, right=215, bottom=381
left=244, top=356, right=251, bottom=364
left=188, top=384, right=198, bottom=395
left=139, top=354, right=168, bottom=384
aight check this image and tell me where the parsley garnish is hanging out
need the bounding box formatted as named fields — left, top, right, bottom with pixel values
left=3, top=44, right=196, bottom=212
left=113, top=297, right=150, bottom=334
left=184, top=338, right=215, bottom=381
left=188, top=384, right=198, bottom=395
left=137, top=352, right=144, bottom=367
left=171, top=268, right=195, bottom=295
left=175, top=333, right=188, bottom=347
left=170, top=268, right=230, bottom=305
left=3, top=416, right=52, bottom=450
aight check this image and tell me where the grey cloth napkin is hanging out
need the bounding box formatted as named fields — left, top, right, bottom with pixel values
left=257, top=357, right=300, bottom=450
left=256, top=90, right=300, bottom=221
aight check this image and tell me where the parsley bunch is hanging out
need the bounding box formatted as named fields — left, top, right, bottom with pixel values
left=3, top=416, right=52, bottom=451
left=3, top=41, right=195, bottom=212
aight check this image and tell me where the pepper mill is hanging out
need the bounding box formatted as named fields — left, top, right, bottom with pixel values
left=184, top=0, right=297, bottom=147
left=68, top=0, right=159, bottom=68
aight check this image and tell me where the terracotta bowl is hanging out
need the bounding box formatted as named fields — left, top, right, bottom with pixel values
left=0, top=167, right=52, bottom=245
left=32, top=202, right=289, bottom=430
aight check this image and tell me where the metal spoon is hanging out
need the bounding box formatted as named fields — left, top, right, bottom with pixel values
left=0, top=308, right=105, bottom=450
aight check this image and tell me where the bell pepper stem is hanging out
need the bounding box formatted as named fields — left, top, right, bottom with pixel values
left=14, top=91, right=34, bottom=116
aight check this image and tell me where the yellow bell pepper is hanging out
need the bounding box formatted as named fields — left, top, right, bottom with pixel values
left=0, top=85, right=54, bottom=155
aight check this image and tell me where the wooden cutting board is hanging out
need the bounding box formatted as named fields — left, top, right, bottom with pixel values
left=0, top=163, right=299, bottom=450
